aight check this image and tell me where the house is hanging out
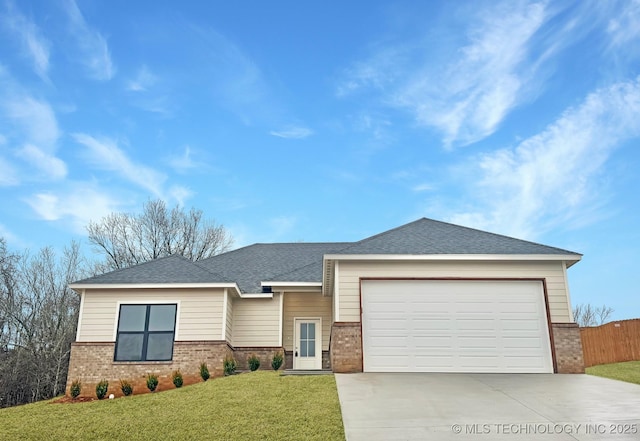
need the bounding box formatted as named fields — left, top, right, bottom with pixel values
left=66, top=218, right=584, bottom=395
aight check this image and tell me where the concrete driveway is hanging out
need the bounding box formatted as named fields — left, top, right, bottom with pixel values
left=335, top=373, right=640, bottom=440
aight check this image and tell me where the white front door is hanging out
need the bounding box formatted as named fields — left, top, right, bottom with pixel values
left=294, top=318, right=322, bottom=370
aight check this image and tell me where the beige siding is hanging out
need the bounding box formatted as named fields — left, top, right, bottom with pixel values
left=337, top=260, right=571, bottom=323
left=232, top=293, right=281, bottom=346
left=225, top=292, right=234, bottom=344
left=77, top=288, right=225, bottom=342
left=283, top=292, right=332, bottom=352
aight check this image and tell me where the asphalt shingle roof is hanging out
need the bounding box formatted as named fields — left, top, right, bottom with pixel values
left=334, top=218, right=578, bottom=255
left=198, top=242, right=352, bottom=293
left=73, top=255, right=229, bottom=285
left=72, top=218, right=581, bottom=292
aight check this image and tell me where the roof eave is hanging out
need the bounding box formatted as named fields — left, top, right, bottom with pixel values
left=69, top=282, right=242, bottom=296
left=323, top=253, right=582, bottom=263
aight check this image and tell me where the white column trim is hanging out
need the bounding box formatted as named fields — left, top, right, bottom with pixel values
left=334, top=261, right=340, bottom=322
left=278, top=292, right=284, bottom=346
left=222, top=288, right=228, bottom=340
left=562, top=261, right=575, bottom=323
left=75, top=289, right=85, bottom=341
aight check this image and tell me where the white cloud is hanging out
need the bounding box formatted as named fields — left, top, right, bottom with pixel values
left=0, top=78, right=65, bottom=182
left=2, top=1, right=51, bottom=80
left=168, top=185, right=193, bottom=206
left=127, top=65, right=157, bottom=91
left=17, top=144, right=67, bottom=180
left=448, top=76, right=640, bottom=239
left=0, top=156, right=19, bottom=186
left=269, top=126, right=314, bottom=139
left=3, top=95, right=60, bottom=149
left=167, top=146, right=201, bottom=173
left=400, top=1, right=547, bottom=147
left=412, top=183, right=433, bottom=192
left=607, top=0, right=640, bottom=47
left=72, top=133, right=166, bottom=196
left=62, top=0, right=115, bottom=81
left=25, top=184, right=122, bottom=233
left=338, top=1, right=553, bottom=147
left=131, top=95, right=172, bottom=116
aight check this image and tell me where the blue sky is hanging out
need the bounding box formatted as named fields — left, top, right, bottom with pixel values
left=1, top=0, right=639, bottom=320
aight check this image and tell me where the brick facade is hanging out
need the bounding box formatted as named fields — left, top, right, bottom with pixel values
left=67, top=321, right=584, bottom=396
left=232, top=347, right=285, bottom=371
left=66, top=340, right=231, bottom=398
left=329, top=322, right=362, bottom=373
left=552, top=323, right=585, bottom=373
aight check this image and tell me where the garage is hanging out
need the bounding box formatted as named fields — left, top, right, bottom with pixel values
left=361, top=279, right=553, bottom=373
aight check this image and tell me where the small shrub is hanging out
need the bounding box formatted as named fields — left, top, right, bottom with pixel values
left=248, top=354, right=260, bottom=371
left=95, top=379, right=109, bottom=400
left=271, top=350, right=284, bottom=371
left=70, top=380, right=81, bottom=399
left=172, top=370, right=183, bottom=388
left=146, top=373, right=159, bottom=392
left=223, top=355, right=237, bottom=376
left=120, top=379, right=133, bottom=396
left=200, top=362, right=210, bottom=381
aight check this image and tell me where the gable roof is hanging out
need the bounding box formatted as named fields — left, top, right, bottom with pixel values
left=332, top=218, right=578, bottom=256
left=71, top=255, right=230, bottom=285
left=70, top=218, right=581, bottom=293
left=197, top=242, right=352, bottom=293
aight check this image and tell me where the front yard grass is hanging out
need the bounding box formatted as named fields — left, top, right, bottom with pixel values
left=0, top=371, right=345, bottom=441
left=586, top=360, right=640, bottom=385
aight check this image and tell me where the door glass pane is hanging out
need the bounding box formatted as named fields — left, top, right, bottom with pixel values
left=146, top=333, right=174, bottom=360
left=300, top=340, right=307, bottom=357
left=308, top=338, right=315, bottom=357
left=118, top=305, right=146, bottom=332
left=300, top=323, right=307, bottom=339
left=308, top=323, right=315, bottom=337
left=115, top=334, right=144, bottom=361
left=148, top=305, right=176, bottom=331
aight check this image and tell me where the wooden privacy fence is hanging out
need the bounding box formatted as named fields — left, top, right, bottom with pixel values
left=580, top=319, right=640, bottom=367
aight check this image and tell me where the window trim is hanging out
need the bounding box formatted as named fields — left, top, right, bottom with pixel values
left=114, top=303, right=177, bottom=362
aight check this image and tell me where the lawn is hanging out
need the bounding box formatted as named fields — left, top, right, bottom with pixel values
left=0, top=371, right=346, bottom=441
left=586, top=360, right=640, bottom=385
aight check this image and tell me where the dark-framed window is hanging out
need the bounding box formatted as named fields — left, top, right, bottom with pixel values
left=114, top=304, right=177, bottom=362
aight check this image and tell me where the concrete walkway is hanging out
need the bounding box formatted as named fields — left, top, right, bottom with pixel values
left=335, top=373, right=640, bottom=440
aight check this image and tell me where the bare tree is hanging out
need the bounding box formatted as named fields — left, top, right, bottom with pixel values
left=0, top=241, right=90, bottom=407
left=87, top=199, right=233, bottom=272
left=573, top=303, right=614, bottom=327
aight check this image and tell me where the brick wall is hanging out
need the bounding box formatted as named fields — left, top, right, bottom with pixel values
left=330, top=322, right=363, bottom=373
left=232, top=347, right=284, bottom=371
left=66, top=340, right=231, bottom=398
left=552, top=323, right=585, bottom=373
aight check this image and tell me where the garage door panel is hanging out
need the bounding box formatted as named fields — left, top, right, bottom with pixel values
left=456, top=318, right=497, bottom=330
left=412, top=318, right=452, bottom=330
left=362, top=280, right=553, bottom=373
left=413, top=336, right=453, bottom=347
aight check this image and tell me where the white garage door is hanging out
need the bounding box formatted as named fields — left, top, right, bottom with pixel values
left=362, top=280, right=553, bottom=373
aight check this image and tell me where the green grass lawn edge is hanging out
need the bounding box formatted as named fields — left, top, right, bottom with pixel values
left=0, top=371, right=346, bottom=441
left=585, top=360, right=640, bottom=385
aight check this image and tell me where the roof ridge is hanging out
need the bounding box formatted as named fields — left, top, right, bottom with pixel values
left=335, top=218, right=427, bottom=253
left=421, top=217, right=582, bottom=256
left=338, top=217, right=580, bottom=256
left=190, top=258, right=231, bottom=281
left=265, top=260, right=318, bottom=281
left=258, top=242, right=354, bottom=281
left=200, top=241, right=355, bottom=263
